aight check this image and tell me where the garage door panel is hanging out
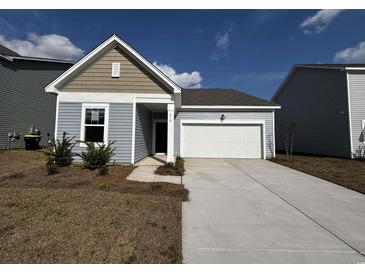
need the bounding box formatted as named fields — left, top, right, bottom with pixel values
left=182, top=124, right=262, bottom=159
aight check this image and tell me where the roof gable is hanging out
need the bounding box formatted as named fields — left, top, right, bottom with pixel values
left=45, top=34, right=181, bottom=94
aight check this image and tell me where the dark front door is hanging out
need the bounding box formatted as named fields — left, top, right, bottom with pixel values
left=155, top=122, right=167, bottom=153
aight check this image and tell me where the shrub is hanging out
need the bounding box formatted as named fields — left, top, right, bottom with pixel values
left=46, top=161, right=57, bottom=175
left=8, top=172, right=25, bottom=179
left=98, top=165, right=109, bottom=176
left=353, top=146, right=365, bottom=160
left=45, top=132, right=76, bottom=167
left=155, top=157, right=185, bottom=176
left=77, top=141, right=116, bottom=170
left=47, top=179, right=60, bottom=185
left=96, top=183, right=111, bottom=190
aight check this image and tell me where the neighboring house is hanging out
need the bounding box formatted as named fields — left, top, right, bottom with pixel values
left=273, top=64, right=365, bottom=158
left=0, top=44, right=73, bottom=149
left=45, top=34, right=280, bottom=164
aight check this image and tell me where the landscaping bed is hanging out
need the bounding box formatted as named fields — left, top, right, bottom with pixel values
left=0, top=149, right=188, bottom=263
left=270, top=153, right=365, bottom=194
left=155, top=157, right=185, bottom=176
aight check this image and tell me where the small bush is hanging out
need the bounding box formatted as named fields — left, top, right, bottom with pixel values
left=45, top=132, right=76, bottom=167
left=98, top=165, right=109, bottom=176
left=353, top=146, right=365, bottom=160
left=77, top=141, right=116, bottom=170
left=46, top=161, right=57, bottom=175
left=150, top=183, right=162, bottom=191
left=121, top=255, right=137, bottom=264
left=47, top=179, right=60, bottom=185
left=96, top=183, right=111, bottom=190
left=8, top=172, right=25, bottom=179
left=155, top=157, right=185, bottom=176
left=160, top=245, right=180, bottom=264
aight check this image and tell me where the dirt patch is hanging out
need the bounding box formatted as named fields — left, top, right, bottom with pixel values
left=0, top=188, right=182, bottom=263
left=0, top=149, right=188, bottom=263
left=0, top=149, right=46, bottom=176
left=270, top=154, right=365, bottom=194
left=0, top=165, right=188, bottom=201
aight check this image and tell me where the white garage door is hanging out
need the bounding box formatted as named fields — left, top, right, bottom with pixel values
left=182, top=124, right=263, bottom=158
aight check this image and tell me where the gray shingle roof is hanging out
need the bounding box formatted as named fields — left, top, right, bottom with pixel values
left=0, top=44, right=20, bottom=56
left=298, top=64, right=365, bottom=69
left=182, top=88, right=278, bottom=107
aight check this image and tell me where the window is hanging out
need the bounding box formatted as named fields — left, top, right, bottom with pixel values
left=112, top=62, right=120, bottom=77
left=81, top=104, right=109, bottom=145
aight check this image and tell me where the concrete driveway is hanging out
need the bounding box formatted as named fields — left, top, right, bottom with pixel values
left=182, top=158, right=365, bottom=263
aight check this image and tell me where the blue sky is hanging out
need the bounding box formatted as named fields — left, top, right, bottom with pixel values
left=0, top=9, right=364, bottom=99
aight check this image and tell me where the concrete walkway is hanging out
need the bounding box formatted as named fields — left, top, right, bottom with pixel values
left=182, top=158, right=365, bottom=263
left=127, top=165, right=181, bottom=184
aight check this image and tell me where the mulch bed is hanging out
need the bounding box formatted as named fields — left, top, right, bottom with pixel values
left=270, top=153, right=365, bottom=194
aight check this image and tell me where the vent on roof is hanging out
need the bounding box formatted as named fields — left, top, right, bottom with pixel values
left=111, top=62, right=120, bottom=78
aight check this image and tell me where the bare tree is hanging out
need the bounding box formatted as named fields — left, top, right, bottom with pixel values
left=284, top=122, right=296, bottom=160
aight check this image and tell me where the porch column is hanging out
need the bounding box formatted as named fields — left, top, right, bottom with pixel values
left=167, top=103, right=175, bottom=163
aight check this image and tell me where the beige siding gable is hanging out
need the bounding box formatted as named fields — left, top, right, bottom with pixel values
left=60, top=46, right=171, bottom=94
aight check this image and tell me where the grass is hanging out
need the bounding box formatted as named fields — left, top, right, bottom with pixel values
left=0, top=149, right=188, bottom=263
left=270, top=153, right=365, bottom=194
left=155, top=157, right=185, bottom=176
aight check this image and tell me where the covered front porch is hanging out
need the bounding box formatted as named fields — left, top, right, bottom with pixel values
left=132, top=101, right=175, bottom=164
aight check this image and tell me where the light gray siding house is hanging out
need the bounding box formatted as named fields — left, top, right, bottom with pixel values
left=273, top=64, right=365, bottom=158
left=45, top=34, right=280, bottom=164
left=0, top=45, right=73, bottom=149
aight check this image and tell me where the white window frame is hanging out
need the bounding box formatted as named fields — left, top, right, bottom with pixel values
left=80, top=103, right=109, bottom=148
left=362, top=120, right=365, bottom=143
left=111, top=62, right=120, bottom=78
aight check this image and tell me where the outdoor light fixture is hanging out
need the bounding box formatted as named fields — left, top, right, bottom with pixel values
left=220, top=114, right=225, bottom=121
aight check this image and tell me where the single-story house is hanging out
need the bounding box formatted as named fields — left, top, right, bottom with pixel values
left=45, top=34, right=280, bottom=164
left=0, top=44, right=73, bottom=149
left=272, top=64, right=365, bottom=158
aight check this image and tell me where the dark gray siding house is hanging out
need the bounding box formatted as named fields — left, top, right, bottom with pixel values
left=0, top=45, right=73, bottom=149
left=273, top=64, right=365, bottom=158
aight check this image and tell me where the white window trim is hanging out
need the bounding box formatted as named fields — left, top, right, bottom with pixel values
left=362, top=120, right=365, bottom=144
left=179, top=119, right=266, bottom=159
left=80, top=103, right=109, bottom=148
left=112, top=62, right=120, bottom=78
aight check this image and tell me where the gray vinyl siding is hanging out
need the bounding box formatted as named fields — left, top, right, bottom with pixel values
left=0, top=59, right=71, bottom=149
left=134, top=104, right=152, bottom=162
left=348, top=72, right=365, bottom=154
left=174, top=110, right=275, bottom=158
left=57, top=102, right=133, bottom=164
left=274, top=68, right=351, bottom=158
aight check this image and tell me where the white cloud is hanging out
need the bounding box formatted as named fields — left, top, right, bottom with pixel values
left=153, top=62, right=203, bottom=88
left=0, top=33, right=84, bottom=61
left=211, top=23, right=236, bottom=61
left=334, top=41, right=365, bottom=63
left=300, top=9, right=344, bottom=34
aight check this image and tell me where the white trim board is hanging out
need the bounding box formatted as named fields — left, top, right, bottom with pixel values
left=179, top=119, right=266, bottom=159
left=346, top=72, right=354, bottom=158
left=180, top=105, right=281, bottom=110
left=45, top=34, right=181, bottom=94
left=79, top=103, right=110, bottom=148
left=131, top=96, right=136, bottom=164
left=58, top=91, right=173, bottom=104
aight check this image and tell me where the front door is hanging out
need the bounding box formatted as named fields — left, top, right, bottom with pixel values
left=155, top=122, right=167, bottom=153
